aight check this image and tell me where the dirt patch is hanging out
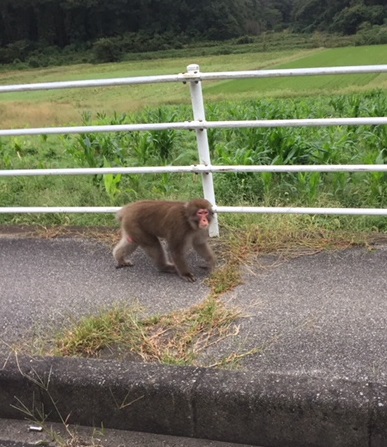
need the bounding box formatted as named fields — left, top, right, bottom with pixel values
left=0, top=225, right=118, bottom=244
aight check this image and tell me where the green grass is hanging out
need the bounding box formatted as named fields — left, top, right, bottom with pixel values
left=205, top=45, right=387, bottom=97
left=2, top=90, right=387, bottom=231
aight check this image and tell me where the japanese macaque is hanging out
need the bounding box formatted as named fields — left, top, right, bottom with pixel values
left=113, top=199, right=215, bottom=282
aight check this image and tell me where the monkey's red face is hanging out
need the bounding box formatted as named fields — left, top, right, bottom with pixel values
left=197, top=209, right=211, bottom=229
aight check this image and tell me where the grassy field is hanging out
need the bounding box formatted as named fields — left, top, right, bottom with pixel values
left=0, top=48, right=307, bottom=128
left=1, top=45, right=387, bottom=128
left=205, top=45, right=387, bottom=98
left=1, top=44, right=387, bottom=233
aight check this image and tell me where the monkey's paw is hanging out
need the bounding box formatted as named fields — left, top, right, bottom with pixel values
left=115, top=261, right=134, bottom=269
left=159, top=263, right=177, bottom=274
left=198, top=264, right=210, bottom=270
left=181, top=272, right=197, bottom=282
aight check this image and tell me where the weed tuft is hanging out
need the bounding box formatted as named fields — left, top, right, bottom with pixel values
left=54, top=298, right=241, bottom=367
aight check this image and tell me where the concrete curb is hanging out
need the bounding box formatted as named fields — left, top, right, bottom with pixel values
left=0, top=355, right=386, bottom=447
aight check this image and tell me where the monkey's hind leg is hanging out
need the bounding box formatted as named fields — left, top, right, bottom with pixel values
left=113, top=234, right=138, bottom=268
left=142, top=238, right=176, bottom=274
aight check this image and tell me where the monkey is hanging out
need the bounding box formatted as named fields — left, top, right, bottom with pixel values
left=113, top=199, right=215, bottom=282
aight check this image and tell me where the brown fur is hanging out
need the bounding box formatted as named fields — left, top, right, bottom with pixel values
left=113, top=199, right=215, bottom=282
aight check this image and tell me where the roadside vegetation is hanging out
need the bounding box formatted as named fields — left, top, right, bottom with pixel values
left=53, top=297, right=244, bottom=367
left=1, top=72, right=387, bottom=231
left=1, top=44, right=387, bottom=271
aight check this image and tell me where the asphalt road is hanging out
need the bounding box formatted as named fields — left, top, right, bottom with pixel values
left=1, top=231, right=387, bottom=380
left=2, top=230, right=387, bottom=446
left=206, top=244, right=387, bottom=382
left=0, top=234, right=211, bottom=353
left=0, top=419, right=256, bottom=447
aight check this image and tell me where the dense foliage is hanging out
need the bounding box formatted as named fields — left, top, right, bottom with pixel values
left=293, top=0, right=386, bottom=34
left=2, top=91, right=387, bottom=228
left=0, top=0, right=386, bottom=65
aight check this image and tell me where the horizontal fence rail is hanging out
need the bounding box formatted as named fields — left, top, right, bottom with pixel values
left=197, top=65, right=387, bottom=80
left=3, top=164, right=387, bottom=178
left=1, top=64, right=387, bottom=94
left=2, top=206, right=387, bottom=216
left=1, top=63, right=387, bottom=236
left=1, top=117, right=387, bottom=137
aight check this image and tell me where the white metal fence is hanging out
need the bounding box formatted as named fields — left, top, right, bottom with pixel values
left=1, top=63, right=387, bottom=236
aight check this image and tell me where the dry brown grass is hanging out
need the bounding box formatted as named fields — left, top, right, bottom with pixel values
left=0, top=102, right=79, bottom=128
left=54, top=297, right=241, bottom=367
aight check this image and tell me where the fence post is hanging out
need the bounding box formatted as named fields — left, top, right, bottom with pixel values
left=186, top=64, right=219, bottom=237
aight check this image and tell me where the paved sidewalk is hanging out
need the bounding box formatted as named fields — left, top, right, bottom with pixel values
left=1, top=229, right=387, bottom=446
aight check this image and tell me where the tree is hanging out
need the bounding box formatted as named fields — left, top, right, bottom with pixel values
left=293, top=0, right=331, bottom=31
left=331, top=3, right=385, bottom=34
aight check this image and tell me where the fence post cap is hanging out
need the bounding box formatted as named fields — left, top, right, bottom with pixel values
left=187, top=64, right=200, bottom=73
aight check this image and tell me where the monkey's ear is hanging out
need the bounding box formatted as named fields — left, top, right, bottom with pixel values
left=184, top=201, right=197, bottom=216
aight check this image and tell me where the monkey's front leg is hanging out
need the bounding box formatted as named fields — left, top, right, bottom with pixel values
left=158, top=263, right=177, bottom=274
left=142, top=241, right=177, bottom=275
left=170, top=248, right=196, bottom=282
left=192, top=239, right=215, bottom=272
left=177, top=269, right=196, bottom=282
